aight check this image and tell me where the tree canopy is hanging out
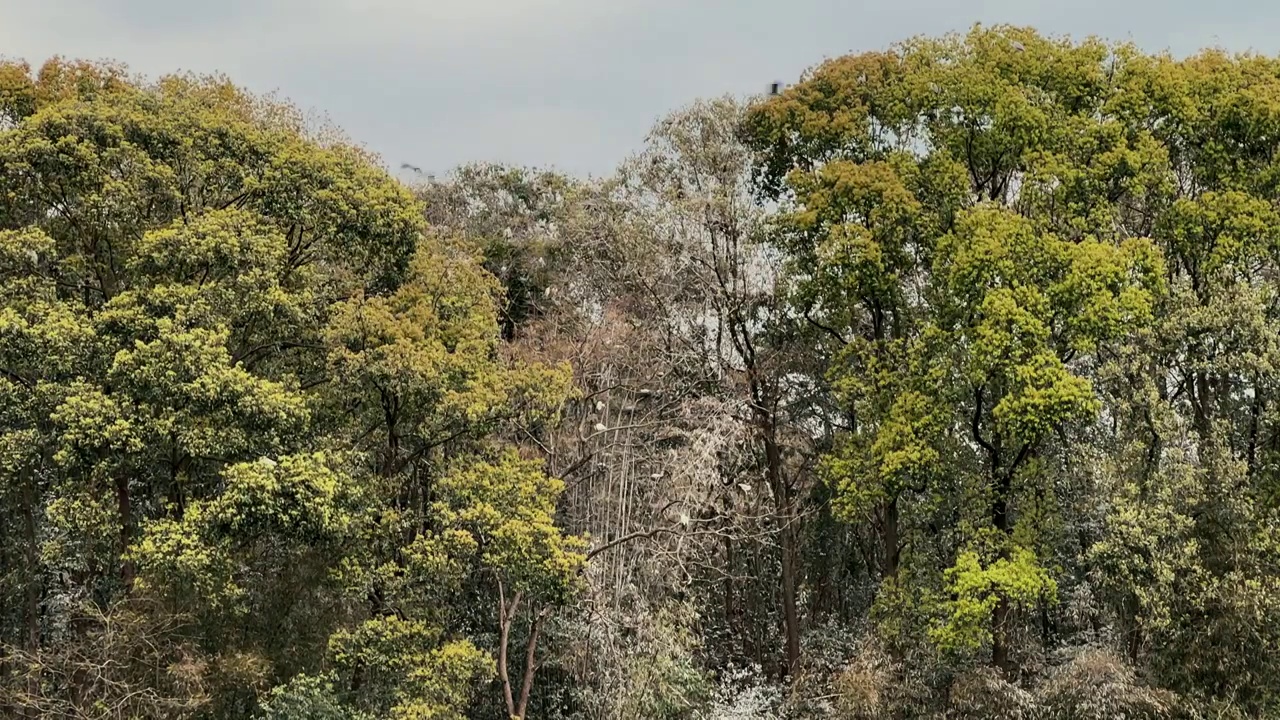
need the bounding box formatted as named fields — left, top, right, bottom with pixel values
left=5, top=24, right=1280, bottom=720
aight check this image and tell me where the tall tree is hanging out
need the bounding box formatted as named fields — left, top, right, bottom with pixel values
left=0, top=59, right=582, bottom=720
left=744, top=25, right=1162, bottom=680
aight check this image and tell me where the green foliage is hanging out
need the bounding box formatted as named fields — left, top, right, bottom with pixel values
left=933, top=547, right=1057, bottom=652
left=743, top=21, right=1280, bottom=716
left=433, top=450, right=585, bottom=601
left=327, top=616, right=492, bottom=720
left=8, top=22, right=1280, bottom=720
left=0, top=58, right=580, bottom=720
left=258, top=673, right=370, bottom=720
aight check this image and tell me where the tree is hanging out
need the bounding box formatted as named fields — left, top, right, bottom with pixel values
left=417, top=163, right=573, bottom=340
left=743, top=23, right=1280, bottom=715
left=744, top=23, right=1159, bottom=677
left=0, top=59, right=581, bottom=719
left=10, top=24, right=1280, bottom=720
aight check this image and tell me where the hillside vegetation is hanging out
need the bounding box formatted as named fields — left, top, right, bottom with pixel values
left=3, top=25, right=1280, bottom=719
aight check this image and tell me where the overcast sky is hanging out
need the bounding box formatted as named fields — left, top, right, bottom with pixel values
left=1, top=1, right=1276, bottom=179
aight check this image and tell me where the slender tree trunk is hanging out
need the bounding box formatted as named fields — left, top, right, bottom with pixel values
left=992, top=597, right=1011, bottom=672
left=779, top=527, right=801, bottom=676
left=497, top=581, right=546, bottom=720
left=764, top=428, right=801, bottom=676
left=1247, top=386, right=1263, bottom=478
left=0, top=510, right=9, bottom=717
left=975, top=387, right=1017, bottom=675
left=1126, top=594, right=1143, bottom=664
left=22, top=471, right=41, bottom=718
left=514, top=611, right=547, bottom=719
left=22, top=474, right=38, bottom=653
left=991, top=471, right=1011, bottom=673
left=1193, top=370, right=1212, bottom=438
left=115, top=474, right=134, bottom=591
left=883, top=497, right=900, bottom=582
left=879, top=496, right=906, bottom=662
left=498, top=584, right=519, bottom=719
left=723, top=534, right=737, bottom=640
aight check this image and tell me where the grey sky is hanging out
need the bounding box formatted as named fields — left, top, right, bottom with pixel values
left=1, top=0, right=1276, bottom=179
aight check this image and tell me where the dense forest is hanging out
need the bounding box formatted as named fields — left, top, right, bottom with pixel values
left=2, top=23, right=1280, bottom=719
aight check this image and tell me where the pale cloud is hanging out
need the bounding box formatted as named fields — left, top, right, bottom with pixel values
left=330, top=0, right=608, bottom=27
left=1, top=0, right=1279, bottom=178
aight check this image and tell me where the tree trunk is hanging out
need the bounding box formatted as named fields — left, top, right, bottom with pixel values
left=514, top=612, right=546, bottom=720
left=723, top=534, right=737, bottom=640
left=22, top=471, right=40, bottom=718
left=764, top=429, right=801, bottom=676
left=991, top=468, right=1011, bottom=673
left=115, top=474, right=134, bottom=591
left=498, top=585, right=519, bottom=719
left=883, top=496, right=900, bottom=581
left=992, top=597, right=1011, bottom=673
left=779, top=527, right=801, bottom=676
left=1126, top=593, right=1143, bottom=664
left=1193, top=370, right=1212, bottom=438
left=497, top=581, right=546, bottom=720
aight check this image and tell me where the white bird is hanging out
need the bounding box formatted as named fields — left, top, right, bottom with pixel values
left=593, top=422, right=608, bottom=433
left=1011, top=40, right=1026, bottom=53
